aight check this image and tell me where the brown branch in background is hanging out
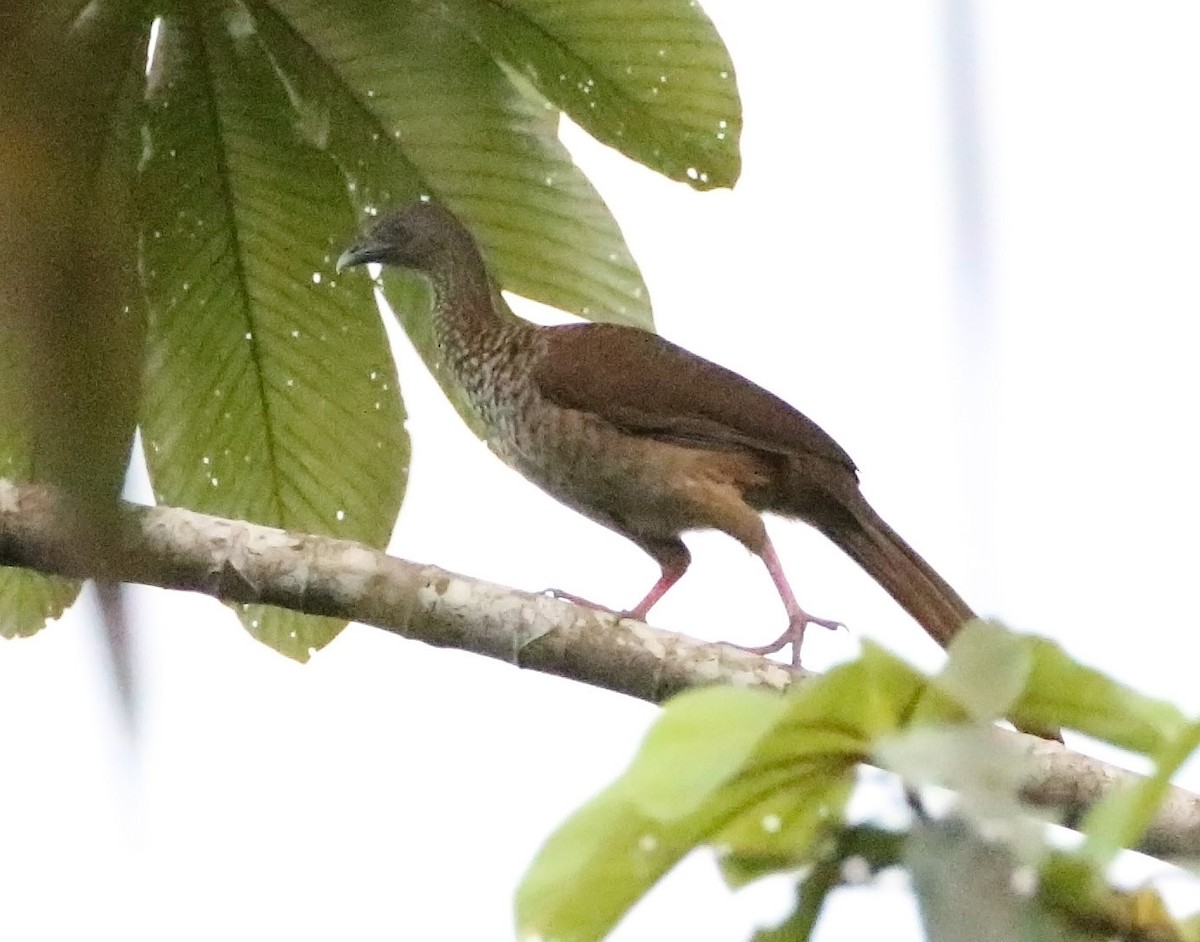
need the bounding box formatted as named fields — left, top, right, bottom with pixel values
left=2, top=476, right=1199, bottom=857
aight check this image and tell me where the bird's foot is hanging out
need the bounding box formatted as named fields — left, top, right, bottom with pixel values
left=724, top=610, right=843, bottom=668
left=540, top=588, right=656, bottom=623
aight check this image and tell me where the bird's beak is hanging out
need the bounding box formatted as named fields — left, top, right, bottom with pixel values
left=335, top=244, right=376, bottom=272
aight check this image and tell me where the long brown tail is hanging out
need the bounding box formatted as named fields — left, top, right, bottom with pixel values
left=821, top=496, right=975, bottom=650
left=813, top=494, right=1062, bottom=741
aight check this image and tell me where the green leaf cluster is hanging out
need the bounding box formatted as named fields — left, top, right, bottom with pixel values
left=518, top=621, right=1200, bottom=941
left=0, top=0, right=741, bottom=654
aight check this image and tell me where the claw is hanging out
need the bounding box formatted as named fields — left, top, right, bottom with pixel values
left=541, top=587, right=611, bottom=612
left=724, top=610, right=843, bottom=667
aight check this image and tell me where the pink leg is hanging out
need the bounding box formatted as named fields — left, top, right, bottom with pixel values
left=623, top=559, right=688, bottom=621
left=544, top=541, right=690, bottom=623
left=730, top=534, right=842, bottom=667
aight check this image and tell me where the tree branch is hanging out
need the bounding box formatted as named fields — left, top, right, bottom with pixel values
left=2, top=476, right=1198, bottom=857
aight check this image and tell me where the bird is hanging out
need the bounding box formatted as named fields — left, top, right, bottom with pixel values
left=337, top=199, right=976, bottom=667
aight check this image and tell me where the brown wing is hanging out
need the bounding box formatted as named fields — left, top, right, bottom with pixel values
left=534, top=323, right=857, bottom=472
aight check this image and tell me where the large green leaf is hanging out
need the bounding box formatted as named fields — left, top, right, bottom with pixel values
left=265, top=0, right=657, bottom=326
left=2, top=0, right=743, bottom=656
left=453, top=0, right=742, bottom=189
left=134, top=0, right=738, bottom=658
left=137, top=7, right=408, bottom=658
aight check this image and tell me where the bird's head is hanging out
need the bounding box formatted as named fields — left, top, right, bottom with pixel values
left=336, top=200, right=475, bottom=275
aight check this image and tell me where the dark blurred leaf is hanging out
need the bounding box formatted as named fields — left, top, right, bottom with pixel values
left=1040, top=853, right=1192, bottom=942
left=0, top=310, right=83, bottom=636
left=0, top=0, right=147, bottom=664
left=754, top=825, right=906, bottom=942
left=910, top=818, right=1083, bottom=942
left=0, top=0, right=147, bottom=527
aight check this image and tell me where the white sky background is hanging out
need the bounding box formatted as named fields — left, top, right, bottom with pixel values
left=3, top=1, right=1200, bottom=939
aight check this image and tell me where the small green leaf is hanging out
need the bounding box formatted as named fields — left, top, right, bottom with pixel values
left=0, top=570, right=80, bottom=639
left=927, top=620, right=1035, bottom=722
left=518, top=648, right=930, bottom=941
left=517, top=685, right=851, bottom=942
left=1016, top=637, right=1188, bottom=753
left=1079, top=718, right=1200, bottom=866
left=622, top=686, right=790, bottom=819
left=913, top=621, right=1188, bottom=749
left=796, top=641, right=931, bottom=738
left=517, top=781, right=710, bottom=942
left=716, top=771, right=853, bottom=888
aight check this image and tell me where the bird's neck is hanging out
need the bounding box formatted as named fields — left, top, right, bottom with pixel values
left=426, top=248, right=537, bottom=417
left=426, top=246, right=513, bottom=342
